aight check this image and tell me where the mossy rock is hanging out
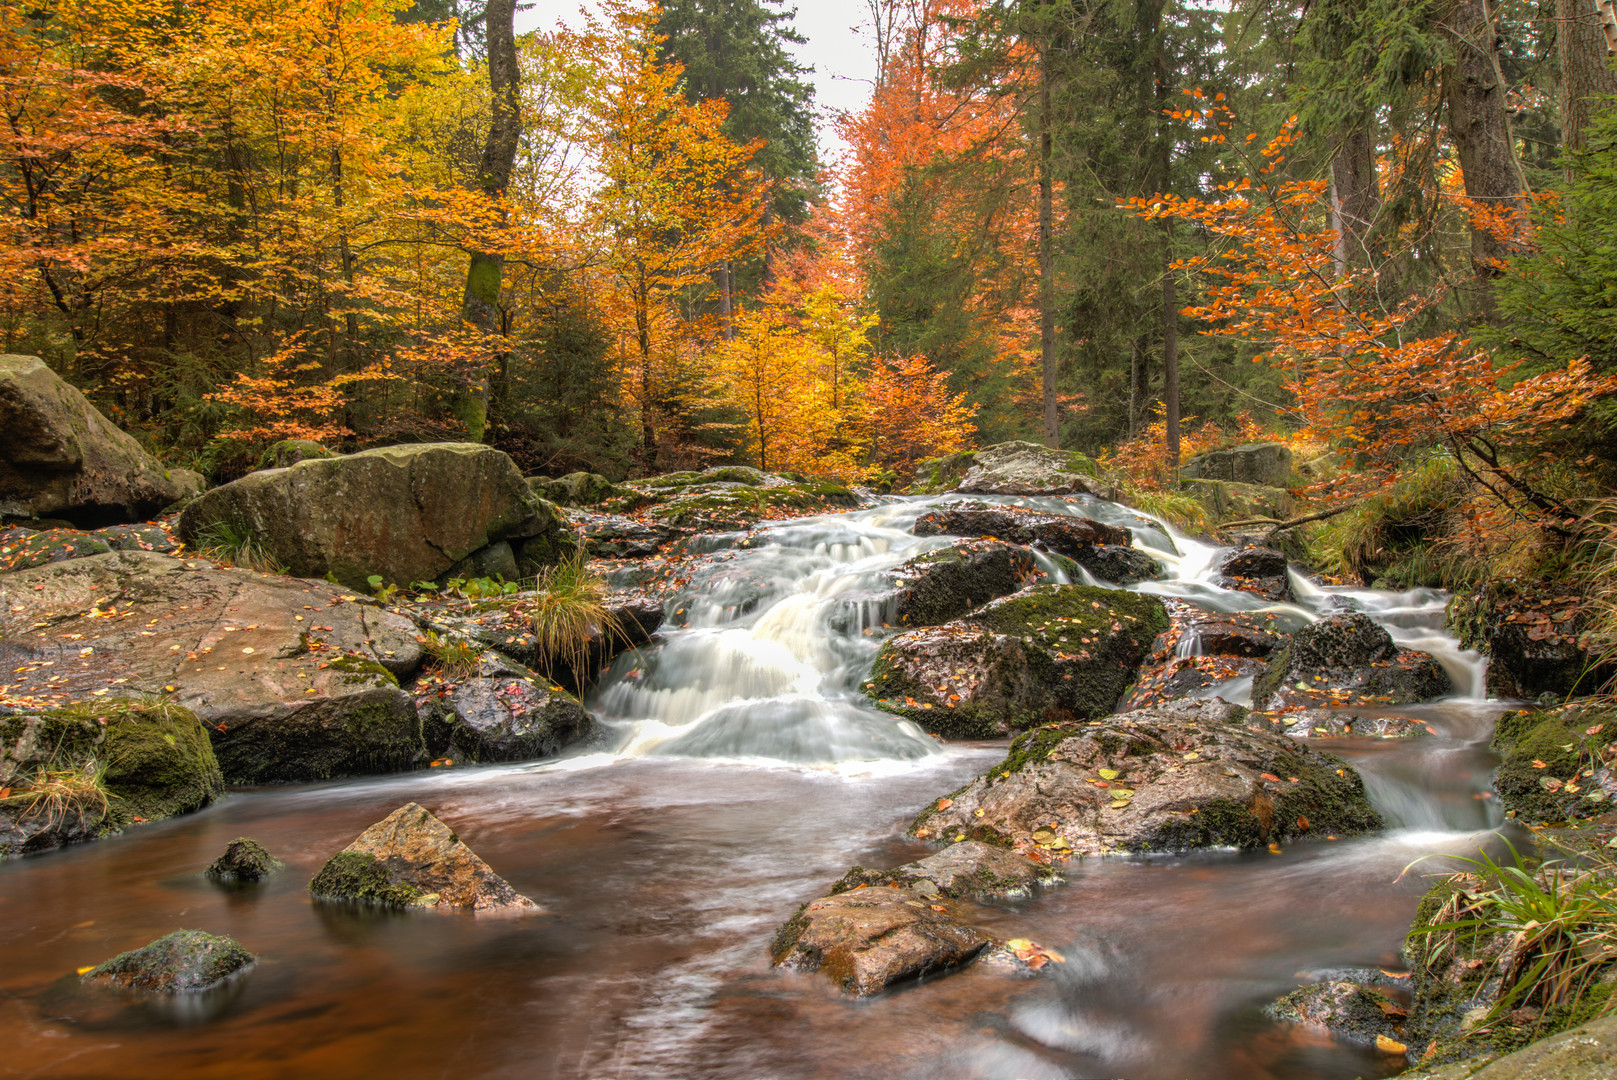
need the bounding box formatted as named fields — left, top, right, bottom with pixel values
left=1490, top=705, right=1617, bottom=824
left=83, top=929, right=255, bottom=993
left=257, top=439, right=336, bottom=470
left=94, top=700, right=224, bottom=825
left=527, top=471, right=623, bottom=508
left=309, top=850, right=429, bottom=907
left=205, top=837, right=284, bottom=882
left=908, top=450, right=980, bottom=495
left=0, top=527, right=112, bottom=572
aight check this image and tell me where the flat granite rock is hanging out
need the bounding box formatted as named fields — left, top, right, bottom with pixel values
left=310, top=802, right=537, bottom=913
left=770, top=885, right=988, bottom=996
left=82, top=929, right=255, bottom=993
left=831, top=840, right=1059, bottom=900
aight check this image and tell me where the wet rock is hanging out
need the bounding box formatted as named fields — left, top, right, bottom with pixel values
left=865, top=584, right=1167, bottom=738
left=831, top=840, right=1058, bottom=900
left=92, top=523, right=179, bottom=555
left=1121, top=655, right=1268, bottom=711
left=1485, top=620, right=1604, bottom=702
left=418, top=654, right=592, bottom=764
left=0, top=526, right=111, bottom=571
left=1181, top=478, right=1294, bottom=523
left=1252, top=612, right=1453, bottom=710
left=1, top=700, right=223, bottom=858
left=426, top=585, right=661, bottom=680
left=1400, top=1015, right=1617, bottom=1080
left=1264, top=709, right=1432, bottom=739
left=1151, top=601, right=1289, bottom=660
left=0, top=551, right=425, bottom=784
left=256, top=439, right=335, bottom=470
left=1182, top=443, right=1294, bottom=487
left=310, top=802, right=538, bottom=912
left=0, top=354, right=195, bottom=526
left=1269, top=978, right=1408, bottom=1046
left=1214, top=545, right=1293, bottom=603
left=1489, top=704, right=1617, bottom=823
left=880, top=539, right=1042, bottom=629
left=770, top=885, right=988, bottom=996
left=908, top=698, right=1382, bottom=855
left=638, top=480, right=861, bottom=533
left=1070, top=544, right=1164, bottom=584
left=528, top=471, right=624, bottom=508
left=569, top=510, right=678, bottom=559
left=204, top=837, right=283, bottom=881
left=913, top=503, right=1130, bottom=555
left=82, top=929, right=255, bottom=993
left=178, top=443, right=569, bottom=589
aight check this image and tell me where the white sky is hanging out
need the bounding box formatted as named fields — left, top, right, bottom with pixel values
left=514, top=0, right=878, bottom=162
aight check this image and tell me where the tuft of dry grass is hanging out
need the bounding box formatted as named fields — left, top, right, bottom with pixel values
left=1, top=761, right=111, bottom=830
left=529, top=553, right=621, bottom=678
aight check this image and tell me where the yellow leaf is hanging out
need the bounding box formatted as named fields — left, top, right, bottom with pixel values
left=1098, top=768, right=1120, bottom=780
left=1375, top=1035, right=1407, bottom=1054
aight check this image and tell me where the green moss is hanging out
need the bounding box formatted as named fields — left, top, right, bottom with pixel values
left=327, top=653, right=400, bottom=687
left=309, top=850, right=424, bottom=907
left=84, top=929, right=255, bottom=992
left=1492, top=715, right=1601, bottom=823
left=205, top=837, right=283, bottom=881
left=47, top=699, right=223, bottom=827
left=770, top=902, right=812, bottom=962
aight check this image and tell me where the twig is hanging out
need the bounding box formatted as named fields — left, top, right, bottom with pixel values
left=1218, top=502, right=1361, bottom=537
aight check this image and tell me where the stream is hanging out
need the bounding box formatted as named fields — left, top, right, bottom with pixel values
left=0, top=493, right=1514, bottom=1080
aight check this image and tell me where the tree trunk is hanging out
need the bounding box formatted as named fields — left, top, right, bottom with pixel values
left=1442, top=0, right=1529, bottom=313
left=713, top=262, right=733, bottom=340
left=1329, top=121, right=1381, bottom=276
left=457, top=0, right=519, bottom=442
left=1037, top=48, right=1059, bottom=448
left=1558, top=0, right=1617, bottom=176
left=1162, top=231, right=1180, bottom=467
left=1129, top=340, right=1151, bottom=438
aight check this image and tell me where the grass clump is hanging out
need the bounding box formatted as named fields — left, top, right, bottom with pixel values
left=529, top=552, right=621, bottom=677
left=419, top=630, right=481, bottom=680
left=190, top=520, right=284, bottom=574
left=1123, top=485, right=1211, bottom=534
left=1, top=761, right=111, bottom=831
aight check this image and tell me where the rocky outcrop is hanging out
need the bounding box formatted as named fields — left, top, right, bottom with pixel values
left=528, top=471, right=625, bottom=508
left=770, top=886, right=988, bottom=996
left=83, top=930, right=255, bottom=993
left=912, top=502, right=1160, bottom=584
left=865, top=584, right=1167, bottom=738
left=0, top=551, right=425, bottom=784
left=204, top=837, right=283, bottom=881
left=878, top=540, right=1042, bottom=629
left=178, top=443, right=574, bottom=589
left=569, top=510, right=678, bottom=558
left=1182, top=442, right=1294, bottom=487
left=256, top=439, right=335, bottom=470
left=1252, top=612, right=1453, bottom=710
left=1214, top=545, right=1294, bottom=603
left=1, top=700, right=223, bottom=858
left=911, top=441, right=1102, bottom=497
left=1181, top=478, right=1294, bottom=523
left=830, top=840, right=1058, bottom=901
left=1488, top=703, right=1617, bottom=823
left=1123, top=602, right=1290, bottom=709
left=0, top=522, right=179, bottom=573
left=0, top=354, right=197, bottom=526
left=908, top=699, right=1382, bottom=855
left=309, top=802, right=537, bottom=912
left=417, top=653, right=592, bottom=763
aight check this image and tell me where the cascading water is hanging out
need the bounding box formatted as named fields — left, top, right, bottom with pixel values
left=0, top=490, right=1517, bottom=1080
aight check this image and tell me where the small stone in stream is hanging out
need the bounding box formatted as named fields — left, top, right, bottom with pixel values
left=830, top=840, right=1059, bottom=900
left=82, top=929, right=255, bottom=993
left=1269, top=978, right=1408, bottom=1047
left=770, top=885, right=988, bottom=996
left=1266, top=709, right=1431, bottom=739
left=975, top=938, right=1066, bottom=976
left=309, top=802, right=537, bottom=912
left=1252, top=612, right=1453, bottom=710
left=204, top=837, right=284, bottom=882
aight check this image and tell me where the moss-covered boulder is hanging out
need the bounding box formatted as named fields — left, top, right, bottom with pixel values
left=310, top=802, right=537, bottom=912
left=1490, top=704, right=1617, bottom=823
left=1181, top=478, right=1294, bottom=523
left=0, top=354, right=194, bottom=526
left=527, top=471, right=623, bottom=507
left=909, top=441, right=1100, bottom=497
left=770, top=885, right=988, bottom=996
left=178, top=442, right=568, bottom=588
left=0, top=551, right=426, bottom=785
left=82, top=929, right=255, bottom=993
left=0, top=526, right=111, bottom=571
left=829, top=840, right=1059, bottom=901
left=1399, top=1015, right=1617, bottom=1080
left=878, top=539, right=1042, bottom=630
left=911, top=501, right=1160, bottom=583
left=417, top=653, right=592, bottom=763
left=1182, top=443, right=1294, bottom=487
left=204, top=837, right=283, bottom=881
left=1, top=700, right=223, bottom=858
left=908, top=698, right=1382, bottom=855
left=864, top=584, right=1167, bottom=738
left=1252, top=612, right=1453, bottom=710
left=256, top=439, right=336, bottom=470
left=93, top=522, right=179, bottom=555
left=1268, top=977, right=1408, bottom=1048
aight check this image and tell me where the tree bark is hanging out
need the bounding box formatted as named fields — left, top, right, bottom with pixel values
left=457, top=0, right=519, bottom=442
left=1442, top=0, right=1529, bottom=313
left=1037, top=47, right=1059, bottom=448
left=1162, top=231, right=1180, bottom=467
left=1328, top=121, right=1381, bottom=276
left=1558, top=0, right=1617, bottom=176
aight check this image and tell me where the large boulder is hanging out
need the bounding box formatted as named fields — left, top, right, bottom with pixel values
left=0, top=551, right=425, bottom=784
left=1182, top=442, right=1294, bottom=487
left=865, top=584, right=1167, bottom=738
left=82, top=930, right=255, bottom=993
left=1181, top=478, right=1294, bottom=523
left=912, top=502, right=1159, bottom=583
left=1252, top=612, right=1453, bottom=710
left=1214, top=545, right=1294, bottom=603
left=770, top=886, right=988, bottom=996
left=909, top=442, right=1101, bottom=496
left=1, top=699, right=223, bottom=858
left=909, top=698, right=1383, bottom=855
left=0, top=355, right=195, bottom=526
left=309, top=802, right=537, bottom=912
left=177, top=443, right=572, bottom=589
left=878, top=539, right=1042, bottom=629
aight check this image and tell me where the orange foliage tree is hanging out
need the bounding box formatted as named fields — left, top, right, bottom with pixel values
left=862, top=352, right=977, bottom=477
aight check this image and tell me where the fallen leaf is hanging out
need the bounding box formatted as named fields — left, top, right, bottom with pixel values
left=1375, top=1035, right=1408, bottom=1054
left=1098, top=768, right=1120, bottom=780
left=1261, top=772, right=1281, bottom=782
left=928, top=904, right=946, bottom=912
left=1296, top=815, right=1310, bottom=831
left=936, top=798, right=954, bottom=811
left=77, top=965, right=95, bottom=975
left=1267, top=842, right=1283, bottom=854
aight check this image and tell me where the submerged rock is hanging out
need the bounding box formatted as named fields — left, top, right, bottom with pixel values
left=1269, top=977, right=1408, bottom=1047
left=1264, top=709, right=1432, bottom=739
left=1, top=701, right=223, bottom=858
left=310, top=802, right=537, bottom=912
left=82, top=929, right=255, bottom=993
left=178, top=442, right=572, bottom=588
left=865, top=584, right=1167, bottom=738
left=830, top=840, right=1058, bottom=900
left=0, top=551, right=425, bottom=784
left=908, top=698, right=1382, bottom=855
left=1252, top=612, right=1453, bottom=710
left=204, top=837, right=284, bottom=882
left=770, top=885, right=988, bottom=996
left=0, top=354, right=196, bottom=526
left=1214, top=545, right=1293, bottom=603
